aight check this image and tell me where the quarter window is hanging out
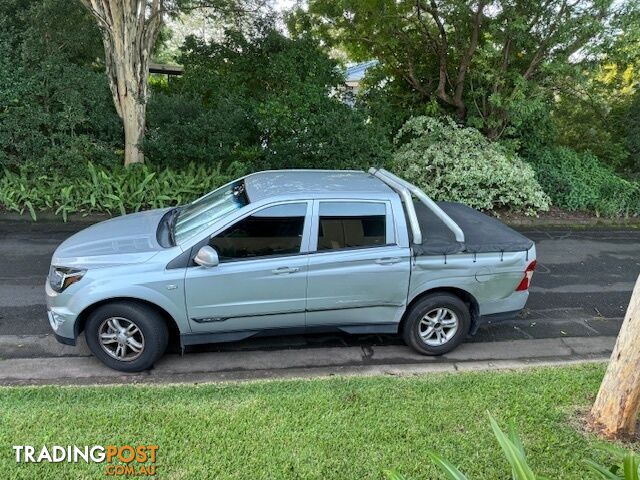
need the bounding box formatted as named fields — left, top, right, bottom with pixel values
left=210, top=203, right=306, bottom=261
left=317, top=202, right=387, bottom=251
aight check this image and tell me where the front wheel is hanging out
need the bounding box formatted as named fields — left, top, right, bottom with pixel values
left=85, top=302, right=168, bottom=372
left=402, top=293, right=470, bottom=355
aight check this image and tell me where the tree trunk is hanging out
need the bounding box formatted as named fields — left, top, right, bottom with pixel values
left=122, top=98, right=146, bottom=166
left=80, top=0, right=163, bottom=166
left=587, top=274, right=640, bottom=439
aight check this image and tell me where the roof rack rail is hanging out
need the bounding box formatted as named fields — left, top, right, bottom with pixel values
left=369, top=168, right=465, bottom=244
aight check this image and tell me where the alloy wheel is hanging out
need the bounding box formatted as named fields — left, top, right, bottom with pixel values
left=418, top=307, right=459, bottom=346
left=97, top=317, right=145, bottom=362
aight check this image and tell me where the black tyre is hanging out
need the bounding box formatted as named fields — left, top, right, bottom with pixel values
left=85, top=302, right=169, bottom=372
left=402, top=293, right=471, bottom=355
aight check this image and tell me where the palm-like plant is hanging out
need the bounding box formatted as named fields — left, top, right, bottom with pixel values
left=425, top=413, right=543, bottom=480
left=384, top=413, right=639, bottom=480
left=586, top=445, right=640, bottom=480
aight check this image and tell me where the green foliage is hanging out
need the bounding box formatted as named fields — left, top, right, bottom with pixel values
left=626, top=89, right=640, bottom=172
left=356, top=65, right=432, bottom=141
left=389, top=116, right=550, bottom=214
left=586, top=444, right=640, bottom=479
left=144, top=90, right=260, bottom=168
left=0, top=363, right=617, bottom=479
left=424, top=414, right=541, bottom=480
left=0, top=0, right=121, bottom=176
left=2, top=0, right=637, bottom=221
left=487, top=414, right=538, bottom=480
left=295, top=0, right=619, bottom=150
left=552, top=63, right=637, bottom=172
left=427, top=452, right=470, bottom=480
left=423, top=414, right=640, bottom=480
left=0, top=163, right=240, bottom=221
left=144, top=21, right=391, bottom=171
left=383, top=471, right=410, bottom=480
left=528, top=146, right=640, bottom=217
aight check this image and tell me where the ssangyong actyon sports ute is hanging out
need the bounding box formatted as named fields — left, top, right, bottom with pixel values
left=46, top=168, right=536, bottom=372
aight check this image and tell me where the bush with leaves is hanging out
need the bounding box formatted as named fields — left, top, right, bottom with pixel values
left=625, top=88, right=640, bottom=173
left=0, top=162, right=242, bottom=221
left=144, top=21, right=391, bottom=172
left=529, top=146, right=640, bottom=217
left=389, top=116, right=550, bottom=215
left=0, top=0, right=121, bottom=176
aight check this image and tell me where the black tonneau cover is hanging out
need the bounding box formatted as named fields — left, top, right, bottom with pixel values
left=412, top=201, right=534, bottom=256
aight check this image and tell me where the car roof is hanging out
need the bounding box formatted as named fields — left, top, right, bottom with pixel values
left=244, top=170, right=394, bottom=202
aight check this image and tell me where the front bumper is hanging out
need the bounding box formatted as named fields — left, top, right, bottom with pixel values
left=51, top=328, right=76, bottom=346
left=45, top=280, right=79, bottom=345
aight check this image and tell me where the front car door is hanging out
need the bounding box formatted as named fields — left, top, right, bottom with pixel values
left=185, top=201, right=311, bottom=334
left=305, top=200, right=411, bottom=330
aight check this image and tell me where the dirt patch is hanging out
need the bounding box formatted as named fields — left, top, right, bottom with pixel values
left=571, top=405, right=640, bottom=444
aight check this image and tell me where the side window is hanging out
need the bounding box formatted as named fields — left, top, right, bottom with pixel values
left=209, top=203, right=306, bottom=261
left=317, top=202, right=387, bottom=251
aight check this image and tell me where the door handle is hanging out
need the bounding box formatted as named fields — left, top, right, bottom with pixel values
left=271, top=266, right=300, bottom=275
left=375, top=257, right=401, bottom=265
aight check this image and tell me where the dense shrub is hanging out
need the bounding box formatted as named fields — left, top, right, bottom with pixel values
left=0, top=163, right=242, bottom=221
left=144, top=23, right=391, bottom=171
left=144, top=91, right=261, bottom=168
left=390, top=116, right=550, bottom=215
left=0, top=0, right=121, bottom=176
left=529, top=146, right=640, bottom=217
left=626, top=88, right=640, bottom=173
left=0, top=59, right=122, bottom=176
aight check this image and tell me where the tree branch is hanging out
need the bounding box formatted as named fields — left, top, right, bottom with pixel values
left=454, top=0, right=486, bottom=104
left=422, top=0, right=454, bottom=108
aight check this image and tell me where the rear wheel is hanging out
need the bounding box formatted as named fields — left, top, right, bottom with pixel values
left=402, top=293, right=470, bottom=355
left=85, top=302, right=168, bottom=372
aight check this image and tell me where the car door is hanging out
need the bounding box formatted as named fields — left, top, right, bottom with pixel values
left=305, top=200, right=411, bottom=329
left=185, top=201, right=311, bottom=334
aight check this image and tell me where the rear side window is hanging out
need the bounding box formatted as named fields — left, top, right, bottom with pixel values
left=317, top=202, right=386, bottom=251
left=210, top=203, right=306, bottom=261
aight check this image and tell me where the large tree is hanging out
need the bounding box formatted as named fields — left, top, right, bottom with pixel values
left=588, top=275, right=640, bottom=439
left=78, top=0, right=166, bottom=165
left=551, top=2, right=640, bottom=171
left=293, top=0, right=618, bottom=140
left=78, top=0, right=261, bottom=165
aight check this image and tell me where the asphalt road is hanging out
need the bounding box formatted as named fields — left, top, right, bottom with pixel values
left=1, top=222, right=637, bottom=355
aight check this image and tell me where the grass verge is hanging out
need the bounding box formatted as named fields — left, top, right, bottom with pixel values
left=0, top=364, right=634, bottom=479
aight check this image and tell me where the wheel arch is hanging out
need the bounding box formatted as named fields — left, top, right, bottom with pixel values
left=400, top=287, right=480, bottom=334
left=75, top=297, right=181, bottom=346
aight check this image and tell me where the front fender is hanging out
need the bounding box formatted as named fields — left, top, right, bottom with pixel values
left=66, top=278, right=189, bottom=336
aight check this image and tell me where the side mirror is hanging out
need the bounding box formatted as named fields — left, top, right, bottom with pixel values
left=194, top=245, right=219, bottom=268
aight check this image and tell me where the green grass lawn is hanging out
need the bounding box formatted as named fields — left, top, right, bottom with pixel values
left=0, top=364, right=636, bottom=479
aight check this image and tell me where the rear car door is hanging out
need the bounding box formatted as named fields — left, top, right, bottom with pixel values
left=305, top=200, right=411, bottom=329
left=185, top=201, right=311, bottom=333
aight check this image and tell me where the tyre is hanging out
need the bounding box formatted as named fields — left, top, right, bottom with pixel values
left=402, top=293, right=471, bottom=355
left=85, top=302, right=169, bottom=372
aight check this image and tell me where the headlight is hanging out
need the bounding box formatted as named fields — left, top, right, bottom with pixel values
left=49, top=266, right=86, bottom=292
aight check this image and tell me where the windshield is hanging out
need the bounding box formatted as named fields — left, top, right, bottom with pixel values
left=174, top=180, right=248, bottom=244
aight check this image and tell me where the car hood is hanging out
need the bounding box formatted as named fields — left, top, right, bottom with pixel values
left=52, top=208, right=171, bottom=268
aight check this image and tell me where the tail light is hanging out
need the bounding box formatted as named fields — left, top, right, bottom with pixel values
left=515, top=260, right=537, bottom=291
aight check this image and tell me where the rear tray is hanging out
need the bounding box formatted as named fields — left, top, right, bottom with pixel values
left=413, top=201, right=533, bottom=256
